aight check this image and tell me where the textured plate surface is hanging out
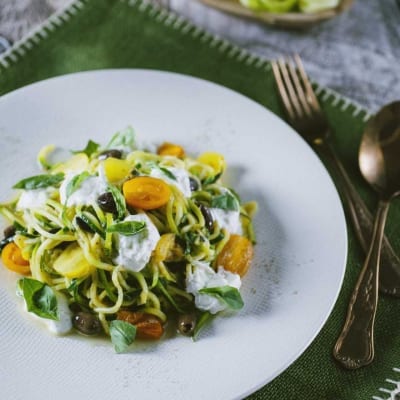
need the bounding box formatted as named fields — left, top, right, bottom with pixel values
left=0, top=70, right=347, bottom=400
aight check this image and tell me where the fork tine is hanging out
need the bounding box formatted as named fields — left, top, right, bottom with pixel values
left=271, top=60, right=296, bottom=120
left=276, top=58, right=303, bottom=118
left=293, top=54, right=321, bottom=112
left=285, top=57, right=313, bottom=117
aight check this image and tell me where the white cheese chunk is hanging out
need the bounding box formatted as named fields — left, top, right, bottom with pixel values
left=186, top=261, right=241, bottom=314
left=209, top=208, right=243, bottom=235
left=114, top=213, right=160, bottom=272
left=149, top=166, right=192, bottom=197
left=59, top=171, right=108, bottom=207
left=16, top=187, right=55, bottom=210
left=23, top=292, right=72, bottom=336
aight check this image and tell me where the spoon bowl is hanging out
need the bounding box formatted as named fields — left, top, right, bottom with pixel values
left=359, top=102, right=400, bottom=198
left=334, top=101, right=400, bottom=369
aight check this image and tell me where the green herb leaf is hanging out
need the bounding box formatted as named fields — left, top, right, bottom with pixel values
left=159, top=167, right=177, bottom=181
left=210, top=193, right=239, bottom=211
left=199, top=286, right=244, bottom=310
left=107, top=185, right=126, bottom=220
left=76, top=212, right=105, bottom=238
left=65, top=171, right=91, bottom=199
left=202, top=172, right=222, bottom=185
left=20, top=278, right=58, bottom=320
left=193, top=311, right=215, bottom=341
left=40, top=250, right=60, bottom=276
left=67, top=279, right=79, bottom=297
left=12, top=221, right=38, bottom=239
left=67, top=278, right=87, bottom=306
left=13, top=173, right=65, bottom=190
left=110, top=320, right=136, bottom=353
left=107, top=221, right=146, bottom=236
left=72, top=140, right=100, bottom=157
left=106, top=127, right=136, bottom=151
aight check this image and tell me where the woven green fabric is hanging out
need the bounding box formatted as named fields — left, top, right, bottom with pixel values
left=0, top=1, right=399, bottom=398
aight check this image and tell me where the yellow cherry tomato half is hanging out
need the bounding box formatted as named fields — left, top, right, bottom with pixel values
left=53, top=243, right=94, bottom=279
left=157, top=142, right=185, bottom=158
left=216, top=234, right=254, bottom=277
left=123, top=177, right=171, bottom=210
left=103, top=157, right=131, bottom=183
left=197, top=152, right=226, bottom=175
left=1, top=242, right=31, bottom=275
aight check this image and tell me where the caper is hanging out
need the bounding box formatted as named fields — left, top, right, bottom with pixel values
left=75, top=216, right=94, bottom=233
left=72, top=312, right=102, bottom=335
left=3, top=225, right=16, bottom=239
left=178, top=313, right=197, bottom=336
left=199, top=204, right=214, bottom=231
left=189, top=177, right=200, bottom=192
left=97, top=192, right=117, bottom=213
left=98, top=149, right=123, bottom=160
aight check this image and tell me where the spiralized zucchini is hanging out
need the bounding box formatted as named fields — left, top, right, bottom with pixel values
left=0, top=127, right=256, bottom=351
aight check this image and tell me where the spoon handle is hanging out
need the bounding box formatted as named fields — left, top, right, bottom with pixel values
left=333, top=199, right=390, bottom=369
left=320, top=141, right=400, bottom=297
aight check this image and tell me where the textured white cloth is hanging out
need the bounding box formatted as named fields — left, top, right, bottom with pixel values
left=0, top=0, right=399, bottom=111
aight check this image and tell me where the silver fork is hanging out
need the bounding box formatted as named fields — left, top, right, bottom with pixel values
left=271, top=54, right=400, bottom=298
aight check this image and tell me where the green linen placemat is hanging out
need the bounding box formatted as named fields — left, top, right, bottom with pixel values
left=0, top=1, right=399, bottom=398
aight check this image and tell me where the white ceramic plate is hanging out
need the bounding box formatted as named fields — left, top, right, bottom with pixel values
left=0, top=70, right=347, bottom=400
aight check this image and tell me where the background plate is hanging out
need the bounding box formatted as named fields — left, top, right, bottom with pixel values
left=0, top=70, right=347, bottom=400
left=199, top=0, right=353, bottom=29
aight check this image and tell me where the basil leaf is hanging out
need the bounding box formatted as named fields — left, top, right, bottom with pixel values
left=193, top=311, right=215, bottom=341
left=211, top=193, right=239, bottom=211
left=20, top=278, right=58, bottom=320
left=107, top=185, right=126, bottom=220
left=65, top=171, right=91, bottom=199
left=72, top=140, right=100, bottom=157
left=40, top=250, right=59, bottom=276
left=12, top=221, right=38, bottom=239
left=159, top=167, right=177, bottom=181
left=202, top=172, right=222, bottom=185
left=110, top=320, right=136, bottom=353
left=76, top=212, right=105, bottom=238
left=199, top=286, right=244, bottom=310
left=67, top=278, right=87, bottom=306
left=67, top=279, right=79, bottom=297
left=107, top=221, right=146, bottom=236
left=13, top=173, right=65, bottom=190
left=106, top=127, right=136, bottom=151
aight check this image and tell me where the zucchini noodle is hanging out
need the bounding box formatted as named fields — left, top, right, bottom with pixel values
left=0, top=128, right=256, bottom=350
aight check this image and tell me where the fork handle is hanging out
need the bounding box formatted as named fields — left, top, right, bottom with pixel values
left=317, top=140, right=400, bottom=297
left=333, top=199, right=390, bottom=369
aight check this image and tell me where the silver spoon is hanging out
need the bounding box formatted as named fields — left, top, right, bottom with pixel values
left=333, top=101, right=400, bottom=369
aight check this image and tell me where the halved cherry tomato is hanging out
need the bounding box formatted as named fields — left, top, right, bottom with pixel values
left=1, top=242, right=30, bottom=275
left=157, top=142, right=185, bottom=158
left=53, top=243, right=94, bottom=279
left=103, top=157, right=131, bottom=183
left=216, top=234, right=253, bottom=277
left=154, top=233, right=184, bottom=263
left=117, top=311, right=164, bottom=340
left=197, top=152, right=226, bottom=175
left=123, top=177, right=171, bottom=210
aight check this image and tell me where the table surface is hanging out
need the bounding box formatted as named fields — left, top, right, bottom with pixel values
left=0, top=1, right=399, bottom=111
